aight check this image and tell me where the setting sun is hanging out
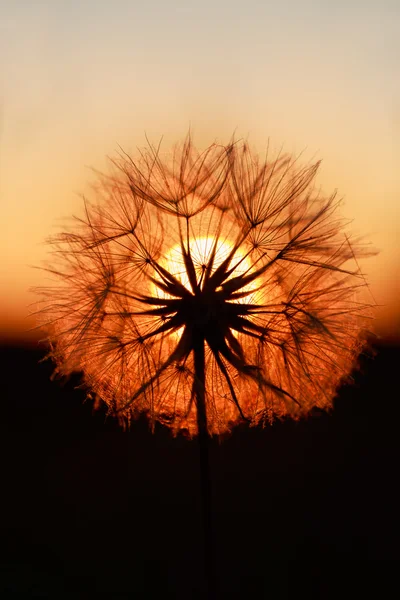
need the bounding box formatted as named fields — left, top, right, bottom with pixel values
left=157, top=237, right=256, bottom=296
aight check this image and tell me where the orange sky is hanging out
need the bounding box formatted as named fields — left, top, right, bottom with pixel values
left=1, top=0, right=399, bottom=341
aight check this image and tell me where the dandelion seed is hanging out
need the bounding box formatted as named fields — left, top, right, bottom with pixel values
left=35, top=132, right=374, bottom=437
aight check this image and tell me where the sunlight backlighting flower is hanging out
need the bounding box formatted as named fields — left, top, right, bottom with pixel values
left=36, top=133, right=372, bottom=436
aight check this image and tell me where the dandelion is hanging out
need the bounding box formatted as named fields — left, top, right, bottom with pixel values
left=36, top=132, right=372, bottom=438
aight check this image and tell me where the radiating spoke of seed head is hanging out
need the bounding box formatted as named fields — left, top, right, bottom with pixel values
left=34, top=132, right=375, bottom=436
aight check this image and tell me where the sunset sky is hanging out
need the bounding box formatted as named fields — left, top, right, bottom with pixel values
left=1, top=0, right=398, bottom=340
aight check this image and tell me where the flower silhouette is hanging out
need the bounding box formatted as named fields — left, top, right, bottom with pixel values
left=37, top=133, right=371, bottom=436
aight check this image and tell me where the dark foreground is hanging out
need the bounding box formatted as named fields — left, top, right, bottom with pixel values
left=0, top=338, right=399, bottom=598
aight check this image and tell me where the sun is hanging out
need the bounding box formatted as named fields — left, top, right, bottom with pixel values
left=155, top=236, right=257, bottom=299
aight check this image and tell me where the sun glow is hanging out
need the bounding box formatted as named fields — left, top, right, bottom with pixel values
left=156, top=236, right=257, bottom=299
left=150, top=236, right=261, bottom=343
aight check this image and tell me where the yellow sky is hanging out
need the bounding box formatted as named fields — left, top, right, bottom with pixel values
left=1, top=0, right=399, bottom=340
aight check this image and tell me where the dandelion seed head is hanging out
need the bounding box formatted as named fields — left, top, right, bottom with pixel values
left=35, top=133, right=374, bottom=437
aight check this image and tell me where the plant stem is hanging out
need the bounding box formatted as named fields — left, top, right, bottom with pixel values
left=193, top=333, right=217, bottom=599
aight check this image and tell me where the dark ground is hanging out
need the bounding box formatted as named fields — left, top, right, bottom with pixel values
left=0, top=338, right=399, bottom=598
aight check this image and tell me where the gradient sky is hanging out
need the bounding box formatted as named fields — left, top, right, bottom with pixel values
left=1, top=0, right=399, bottom=340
